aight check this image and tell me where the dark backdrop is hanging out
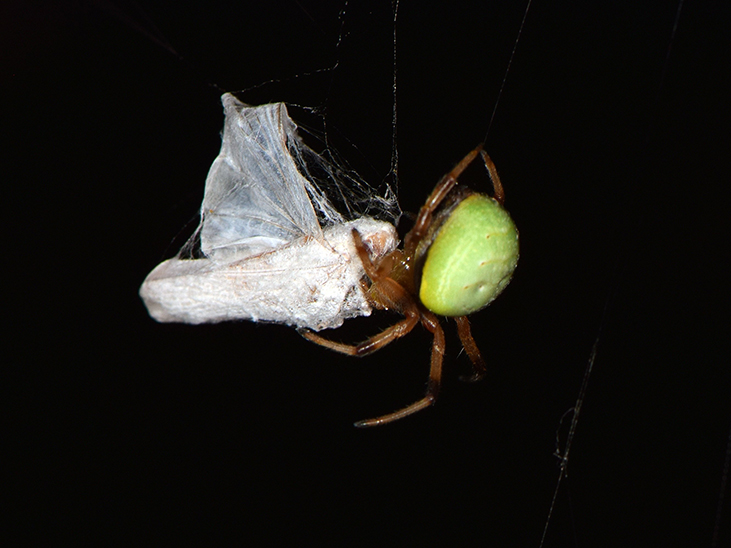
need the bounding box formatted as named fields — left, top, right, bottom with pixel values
left=4, top=1, right=729, bottom=545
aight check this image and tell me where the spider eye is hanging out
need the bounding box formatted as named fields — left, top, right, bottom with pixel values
left=418, top=194, right=519, bottom=316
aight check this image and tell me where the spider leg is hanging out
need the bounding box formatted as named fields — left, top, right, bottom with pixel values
left=454, top=316, right=487, bottom=382
left=355, top=310, right=445, bottom=427
left=478, top=149, right=505, bottom=205
left=299, top=310, right=419, bottom=357
left=404, top=144, right=485, bottom=255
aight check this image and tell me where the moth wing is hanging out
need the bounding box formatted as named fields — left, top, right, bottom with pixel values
left=199, top=95, right=330, bottom=262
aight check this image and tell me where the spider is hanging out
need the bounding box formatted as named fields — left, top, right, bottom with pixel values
left=301, top=145, right=519, bottom=427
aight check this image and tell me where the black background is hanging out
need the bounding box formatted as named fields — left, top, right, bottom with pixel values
left=5, top=0, right=729, bottom=545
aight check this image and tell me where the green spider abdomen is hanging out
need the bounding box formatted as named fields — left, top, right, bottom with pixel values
left=419, top=193, right=519, bottom=317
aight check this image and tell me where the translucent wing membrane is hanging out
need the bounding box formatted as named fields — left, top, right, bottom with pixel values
left=197, top=95, right=344, bottom=262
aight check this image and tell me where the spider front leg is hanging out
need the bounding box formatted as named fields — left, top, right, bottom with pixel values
left=404, top=145, right=506, bottom=255
left=404, top=144, right=485, bottom=256
left=477, top=149, right=505, bottom=205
